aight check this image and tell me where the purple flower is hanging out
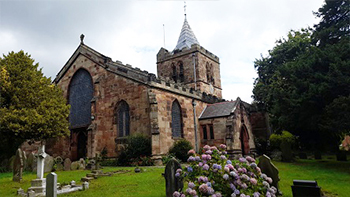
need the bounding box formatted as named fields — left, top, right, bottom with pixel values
left=187, top=166, right=193, bottom=172
left=226, top=160, right=232, bottom=164
left=241, top=183, right=248, bottom=189
left=175, top=172, right=180, bottom=177
left=222, top=151, right=228, bottom=154
left=195, top=156, right=201, bottom=161
left=187, top=156, right=195, bottom=162
left=203, top=164, right=210, bottom=170
left=180, top=194, right=185, bottom=197
left=266, top=191, right=271, bottom=197
left=198, top=162, right=203, bottom=167
left=223, top=174, right=229, bottom=180
left=186, top=188, right=192, bottom=194
left=206, top=182, right=212, bottom=187
left=239, top=157, right=247, bottom=163
left=203, top=145, right=211, bottom=151
left=226, top=164, right=234, bottom=170
left=199, top=183, right=209, bottom=194
left=245, top=156, right=255, bottom=163
left=230, top=171, right=237, bottom=177
left=253, top=192, right=260, bottom=197
left=234, top=189, right=240, bottom=195
left=220, top=155, right=227, bottom=160
left=266, top=177, right=273, bottom=184
left=173, top=191, right=181, bottom=197
left=250, top=178, right=257, bottom=185
left=205, top=150, right=213, bottom=154
left=241, top=174, right=250, bottom=181
left=176, top=169, right=182, bottom=173
left=230, top=183, right=236, bottom=190
left=263, top=181, right=270, bottom=188
left=189, top=189, right=197, bottom=196
left=188, top=182, right=195, bottom=189
left=250, top=163, right=257, bottom=168
left=215, top=192, right=222, bottom=197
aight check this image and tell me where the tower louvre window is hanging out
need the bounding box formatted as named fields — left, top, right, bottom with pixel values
left=179, top=62, right=184, bottom=82
left=172, top=64, right=177, bottom=82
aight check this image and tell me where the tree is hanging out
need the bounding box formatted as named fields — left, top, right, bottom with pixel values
left=253, top=0, right=350, bottom=150
left=0, top=51, right=70, bottom=160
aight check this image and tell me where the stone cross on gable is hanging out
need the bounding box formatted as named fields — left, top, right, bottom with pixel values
left=36, top=144, right=47, bottom=179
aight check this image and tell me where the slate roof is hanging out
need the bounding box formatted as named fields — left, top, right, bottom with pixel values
left=199, top=101, right=237, bottom=120
left=174, top=18, right=200, bottom=51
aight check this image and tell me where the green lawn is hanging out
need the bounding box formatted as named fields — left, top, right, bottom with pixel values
left=0, top=158, right=349, bottom=197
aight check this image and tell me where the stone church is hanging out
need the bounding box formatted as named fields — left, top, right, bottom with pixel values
left=45, top=16, right=270, bottom=163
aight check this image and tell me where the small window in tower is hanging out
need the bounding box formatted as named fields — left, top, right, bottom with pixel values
left=202, top=125, right=207, bottom=140
left=172, top=64, right=177, bottom=82
left=209, top=125, right=214, bottom=139
left=179, top=62, right=184, bottom=82
left=210, top=63, right=215, bottom=85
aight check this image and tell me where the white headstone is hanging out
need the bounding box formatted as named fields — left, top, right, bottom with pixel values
left=36, top=145, right=47, bottom=179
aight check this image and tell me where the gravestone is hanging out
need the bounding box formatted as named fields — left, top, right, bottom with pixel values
left=44, top=155, right=54, bottom=173
left=13, top=148, right=24, bottom=182
left=28, top=144, right=47, bottom=195
left=78, top=158, right=86, bottom=170
left=164, top=158, right=183, bottom=197
left=55, top=156, right=64, bottom=171
left=64, top=158, right=71, bottom=171
left=46, top=172, right=57, bottom=197
left=258, top=154, right=282, bottom=195
left=70, top=161, right=80, bottom=170
left=85, top=159, right=96, bottom=170
left=291, top=180, right=321, bottom=197
left=26, top=152, right=35, bottom=171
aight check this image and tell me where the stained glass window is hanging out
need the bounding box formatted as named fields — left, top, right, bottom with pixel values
left=171, top=100, right=182, bottom=138
left=116, top=101, right=130, bottom=137
left=68, top=69, right=93, bottom=129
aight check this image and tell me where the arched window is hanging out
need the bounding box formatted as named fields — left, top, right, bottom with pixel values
left=172, top=64, right=177, bottom=82
left=116, top=100, right=130, bottom=137
left=171, top=100, right=183, bottom=138
left=68, top=69, right=93, bottom=129
left=179, top=62, right=184, bottom=82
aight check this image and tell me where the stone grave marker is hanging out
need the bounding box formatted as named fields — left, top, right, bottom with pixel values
left=46, top=172, right=57, bottom=197
left=164, top=158, right=183, bottom=197
left=55, top=156, right=64, bottom=171
left=280, top=141, right=293, bottom=162
left=291, top=180, right=321, bottom=197
left=70, top=161, right=79, bottom=170
left=64, top=158, right=71, bottom=171
left=28, top=144, right=47, bottom=195
left=258, top=154, right=282, bottom=195
left=13, top=148, right=24, bottom=182
left=85, top=159, right=96, bottom=170
left=44, top=155, right=54, bottom=173
left=78, top=158, right=86, bottom=170
left=26, top=152, right=35, bottom=171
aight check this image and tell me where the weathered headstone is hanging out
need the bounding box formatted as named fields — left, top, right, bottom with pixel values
left=70, top=161, right=80, bottom=171
left=164, top=158, right=183, bottom=197
left=85, top=159, right=96, bottom=170
left=64, top=158, right=72, bottom=171
left=291, top=180, right=321, bottom=197
left=78, top=158, right=86, bottom=170
left=44, top=155, right=54, bottom=173
left=258, top=154, right=282, bottom=195
left=54, top=156, right=64, bottom=171
left=46, top=172, right=57, bottom=197
left=26, top=152, right=35, bottom=172
left=13, top=148, right=24, bottom=182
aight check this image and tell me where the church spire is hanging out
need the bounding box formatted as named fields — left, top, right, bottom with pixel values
left=174, top=3, right=199, bottom=51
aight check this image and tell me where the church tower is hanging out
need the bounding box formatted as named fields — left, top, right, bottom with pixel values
left=156, top=15, right=222, bottom=98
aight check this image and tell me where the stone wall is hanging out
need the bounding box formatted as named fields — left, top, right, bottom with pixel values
left=198, top=117, right=226, bottom=147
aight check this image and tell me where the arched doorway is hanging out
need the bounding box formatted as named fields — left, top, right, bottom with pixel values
left=240, top=125, right=250, bottom=155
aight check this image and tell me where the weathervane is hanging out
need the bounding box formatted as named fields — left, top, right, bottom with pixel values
left=184, top=1, right=187, bottom=19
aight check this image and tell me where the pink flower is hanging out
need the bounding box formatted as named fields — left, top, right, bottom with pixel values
left=266, top=177, right=273, bottom=184
left=210, top=146, right=218, bottom=151
left=203, top=145, right=211, bottom=151
left=245, top=156, right=256, bottom=163
left=199, top=183, right=209, bottom=194
left=205, top=150, right=213, bottom=154
left=220, top=144, right=227, bottom=149
left=173, top=191, right=181, bottom=197
left=188, top=149, right=196, bottom=155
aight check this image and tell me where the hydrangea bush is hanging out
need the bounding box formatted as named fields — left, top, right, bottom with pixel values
left=173, top=144, right=277, bottom=197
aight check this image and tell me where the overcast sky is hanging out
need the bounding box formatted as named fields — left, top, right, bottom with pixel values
left=0, top=0, right=324, bottom=102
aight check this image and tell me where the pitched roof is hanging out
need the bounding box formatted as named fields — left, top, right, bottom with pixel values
left=199, top=101, right=237, bottom=120
left=174, top=18, right=200, bottom=51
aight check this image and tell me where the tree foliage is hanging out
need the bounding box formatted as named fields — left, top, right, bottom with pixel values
left=0, top=51, right=70, bottom=159
left=253, top=0, right=350, bottom=150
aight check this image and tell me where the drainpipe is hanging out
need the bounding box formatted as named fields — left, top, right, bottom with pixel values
left=192, top=53, right=198, bottom=152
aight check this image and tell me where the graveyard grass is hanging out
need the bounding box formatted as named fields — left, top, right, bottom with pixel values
left=1, top=158, right=350, bottom=197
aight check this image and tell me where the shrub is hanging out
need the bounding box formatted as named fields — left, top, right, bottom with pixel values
left=117, top=134, right=152, bottom=166
left=269, top=131, right=295, bottom=150
left=169, top=139, right=193, bottom=162
left=174, top=144, right=277, bottom=197
left=162, top=153, right=178, bottom=165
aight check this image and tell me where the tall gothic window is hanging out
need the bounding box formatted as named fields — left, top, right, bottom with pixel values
left=116, top=100, right=130, bottom=137
left=68, top=69, right=93, bottom=129
left=179, top=62, right=184, bottom=82
left=171, top=100, right=183, bottom=138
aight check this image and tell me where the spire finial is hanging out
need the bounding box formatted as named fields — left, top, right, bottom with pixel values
left=80, top=34, right=85, bottom=44
left=184, top=1, right=187, bottom=19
